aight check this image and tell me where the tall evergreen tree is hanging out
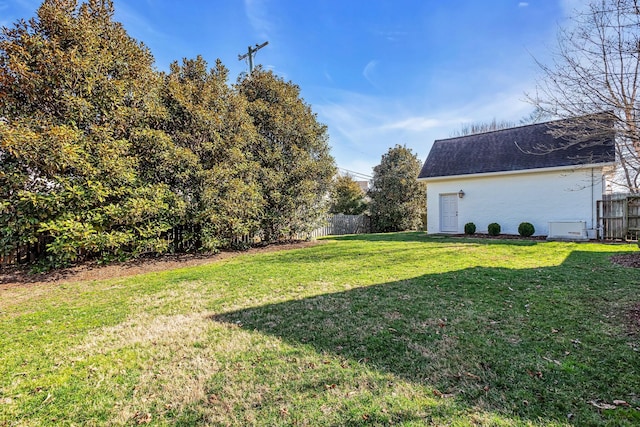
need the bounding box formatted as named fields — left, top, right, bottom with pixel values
left=237, top=69, right=336, bottom=241
left=160, top=56, right=263, bottom=250
left=0, top=0, right=178, bottom=265
left=368, top=145, right=426, bottom=232
left=330, top=175, right=367, bottom=215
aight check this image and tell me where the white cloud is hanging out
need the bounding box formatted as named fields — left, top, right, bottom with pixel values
left=314, top=86, right=536, bottom=175
left=362, top=60, right=379, bottom=87
left=315, top=91, right=447, bottom=173
left=315, top=94, right=380, bottom=145
left=244, top=0, right=272, bottom=39
left=323, top=67, right=334, bottom=84
left=111, top=1, right=180, bottom=69
left=382, top=117, right=442, bottom=132
left=114, top=2, right=165, bottom=38
left=377, top=30, right=408, bottom=42
left=518, top=2, right=529, bottom=7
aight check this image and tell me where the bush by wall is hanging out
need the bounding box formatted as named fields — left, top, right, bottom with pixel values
left=518, top=222, right=535, bottom=237
left=464, top=222, right=476, bottom=235
left=488, top=223, right=501, bottom=236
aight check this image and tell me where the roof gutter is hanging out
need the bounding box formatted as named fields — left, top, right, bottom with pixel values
left=417, top=162, right=617, bottom=182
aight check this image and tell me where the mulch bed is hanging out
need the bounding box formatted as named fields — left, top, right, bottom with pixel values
left=604, top=253, right=640, bottom=336
left=451, top=233, right=547, bottom=240
left=611, top=252, right=640, bottom=268
left=627, top=303, right=640, bottom=336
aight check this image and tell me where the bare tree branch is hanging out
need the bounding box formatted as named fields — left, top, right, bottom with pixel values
left=528, top=0, right=640, bottom=192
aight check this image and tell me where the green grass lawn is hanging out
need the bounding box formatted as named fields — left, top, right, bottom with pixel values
left=1, top=232, right=640, bottom=426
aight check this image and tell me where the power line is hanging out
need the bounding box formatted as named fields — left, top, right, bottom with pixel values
left=338, top=167, right=372, bottom=180
left=238, top=41, right=268, bottom=74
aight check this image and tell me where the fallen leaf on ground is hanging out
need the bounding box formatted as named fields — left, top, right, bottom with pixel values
left=133, top=412, right=152, bottom=424
left=526, top=370, right=543, bottom=378
left=542, top=356, right=561, bottom=366
left=613, top=400, right=630, bottom=407
left=465, top=372, right=481, bottom=380
left=589, top=401, right=617, bottom=410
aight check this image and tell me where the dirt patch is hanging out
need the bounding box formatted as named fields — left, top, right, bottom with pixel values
left=0, top=240, right=322, bottom=290
left=610, top=252, right=640, bottom=268
left=608, top=255, right=640, bottom=336
left=625, top=303, right=640, bottom=336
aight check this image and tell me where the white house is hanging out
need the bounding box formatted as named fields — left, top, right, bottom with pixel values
left=417, top=117, right=616, bottom=238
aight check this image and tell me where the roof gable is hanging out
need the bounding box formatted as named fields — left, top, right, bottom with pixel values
left=418, top=117, right=615, bottom=180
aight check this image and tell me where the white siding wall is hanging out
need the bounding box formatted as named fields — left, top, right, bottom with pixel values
left=425, top=167, right=605, bottom=236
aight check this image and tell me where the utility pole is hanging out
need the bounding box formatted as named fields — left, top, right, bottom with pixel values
left=238, top=41, right=269, bottom=74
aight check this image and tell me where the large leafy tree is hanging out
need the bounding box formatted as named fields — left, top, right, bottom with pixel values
left=529, top=0, right=640, bottom=191
left=330, top=175, right=367, bottom=215
left=368, top=145, right=426, bottom=232
left=0, top=0, right=178, bottom=265
left=160, top=56, right=263, bottom=250
left=238, top=69, right=336, bottom=241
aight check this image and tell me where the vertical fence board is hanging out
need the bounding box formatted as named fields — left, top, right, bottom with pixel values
left=598, top=194, right=640, bottom=241
left=308, top=214, right=371, bottom=238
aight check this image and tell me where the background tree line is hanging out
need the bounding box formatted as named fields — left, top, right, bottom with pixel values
left=0, top=0, right=335, bottom=267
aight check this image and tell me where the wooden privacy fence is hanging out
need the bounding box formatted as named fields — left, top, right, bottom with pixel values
left=1, top=214, right=372, bottom=267
left=0, top=234, right=50, bottom=267
left=597, top=194, right=640, bottom=241
left=307, top=214, right=371, bottom=238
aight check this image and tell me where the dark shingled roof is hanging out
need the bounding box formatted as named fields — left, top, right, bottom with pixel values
left=418, top=117, right=616, bottom=180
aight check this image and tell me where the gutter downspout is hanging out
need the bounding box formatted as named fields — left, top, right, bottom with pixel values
left=592, top=168, right=595, bottom=230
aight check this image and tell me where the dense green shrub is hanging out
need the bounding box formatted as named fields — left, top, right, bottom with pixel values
left=368, top=145, right=426, bottom=232
left=330, top=175, right=368, bottom=215
left=488, top=223, right=501, bottom=236
left=464, top=222, right=476, bottom=235
left=518, top=222, right=535, bottom=237
left=0, top=2, right=336, bottom=268
left=239, top=69, right=336, bottom=242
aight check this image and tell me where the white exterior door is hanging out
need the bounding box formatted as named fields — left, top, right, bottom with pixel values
left=440, top=194, right=458, bottom=232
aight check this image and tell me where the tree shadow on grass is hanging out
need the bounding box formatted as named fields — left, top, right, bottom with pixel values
left=211, top=251, right=640, bottom=425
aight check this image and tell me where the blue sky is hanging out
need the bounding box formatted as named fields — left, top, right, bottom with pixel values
left=1, top=0, right=582, bottom=178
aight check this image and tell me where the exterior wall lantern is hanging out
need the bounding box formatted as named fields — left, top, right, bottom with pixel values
left=458, top=190, right=465, bottom=199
